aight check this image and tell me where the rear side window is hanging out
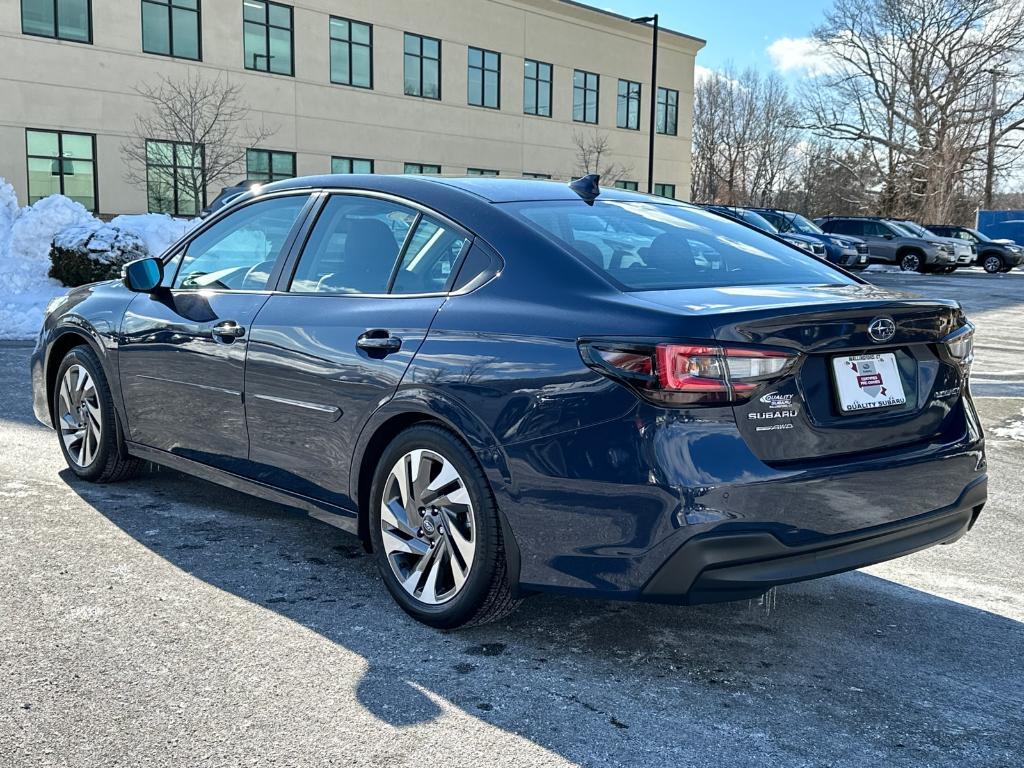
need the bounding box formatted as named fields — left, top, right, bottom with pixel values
left=504, top=200, right=853, bottom=291
left=291, top=196, right=417, bottom=294
left=391, top=217, right=469, bottom=294
left=826, top=219, right=861, bottom=236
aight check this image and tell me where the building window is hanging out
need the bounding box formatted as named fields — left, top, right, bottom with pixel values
left=146, top=139, right=203, bottom=216
left=404, top=163, right=440, bottom=175
left=404, top=33, right=441, bottom=99
left=468, top=46, right=500, bottom=109
left=573, top=70, right=599, bottom=124
left=329, top=16, right=372, bottom=88
left=522, top=172, right=551, bottom=179
left=523, top=59, right=552, bottom=117
left=25, top=129, right=97, bottom=211
left=243, top=0, right=293, bottom=76
left=142, top=0, right=200, bottom=60
left=654, top=183, right=676, bottom=199
left=332, top=156, right=373, bottom=174
left=247, top=149, right=295, bottom=182
left=21, top=0, right=91, bottom=42
left=467, top=168, right=498, bottom=176
left=657, top=87, right=678, bottom=136
left=617, top=79, right=641, bottom=130
left=614, top=180, right=639, bottom=191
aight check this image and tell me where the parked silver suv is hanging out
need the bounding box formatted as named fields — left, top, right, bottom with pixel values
left=816, top=217, right=958, bottom=272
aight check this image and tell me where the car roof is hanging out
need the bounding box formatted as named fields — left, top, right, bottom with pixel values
left=258, top=174, right=683, bottom=205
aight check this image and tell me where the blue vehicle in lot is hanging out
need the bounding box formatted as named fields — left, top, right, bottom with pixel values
left=750, top=208, right=869, bottom=270
left=31, top=176, right=987, bottom=628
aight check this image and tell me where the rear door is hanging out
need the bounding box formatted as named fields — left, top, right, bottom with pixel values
left=118, top=193, right=312, bottom=467
left=242, top=192, right=472, bottom=510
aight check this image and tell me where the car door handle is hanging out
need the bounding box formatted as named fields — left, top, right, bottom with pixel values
left=211, top=320, right=246, bottom=339
left=356, top=331, right=402, bottom=356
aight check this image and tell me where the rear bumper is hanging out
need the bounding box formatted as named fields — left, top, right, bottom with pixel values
left=641, top=475, right=986, bottom=604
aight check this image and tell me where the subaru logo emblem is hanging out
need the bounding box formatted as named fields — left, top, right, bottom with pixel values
left=868, top=317, right=896, bottom=343
left=421, top=518, right=435, bottom=535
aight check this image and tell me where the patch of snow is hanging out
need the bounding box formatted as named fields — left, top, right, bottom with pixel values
left=863, top=264, right=920, bottom=275
left=0, top=179, right=198, bottom=339
left=993, top=409, right=1024, bottom=442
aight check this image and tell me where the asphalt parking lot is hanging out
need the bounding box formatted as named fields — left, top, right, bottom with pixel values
left=2, top=268, right=1022, bottom=767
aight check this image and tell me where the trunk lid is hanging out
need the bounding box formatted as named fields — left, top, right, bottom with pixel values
left=636, top=284, right=969, bottom=463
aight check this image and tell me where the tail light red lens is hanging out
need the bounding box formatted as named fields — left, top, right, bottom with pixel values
left=583, top=341, right=799, bottom=405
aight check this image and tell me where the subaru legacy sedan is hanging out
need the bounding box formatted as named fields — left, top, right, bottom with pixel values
left=31, top=176, right=986, bottom=628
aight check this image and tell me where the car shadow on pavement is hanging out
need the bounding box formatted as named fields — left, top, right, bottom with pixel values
left=65, top=466, right=1024, bottom=766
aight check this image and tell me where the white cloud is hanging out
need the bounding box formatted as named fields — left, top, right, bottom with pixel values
left=767, top=36, right=835, bottom=77
left=694, top=64, right=715, bottom=85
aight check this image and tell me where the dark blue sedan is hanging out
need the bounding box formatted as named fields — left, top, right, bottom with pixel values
left=31, top=176, right=987, bottom=628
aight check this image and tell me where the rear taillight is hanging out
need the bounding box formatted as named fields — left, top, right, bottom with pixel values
left=943, top=324, right=974, bottom=374
left=580, top=340, right=799, bottom=405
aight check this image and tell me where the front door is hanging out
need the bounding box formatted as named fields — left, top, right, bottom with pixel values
left=118, top=193, right=312, bottom=470
left=243, top=193, right=471, bottom=510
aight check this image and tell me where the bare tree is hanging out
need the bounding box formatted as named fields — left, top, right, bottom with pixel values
left=690, top=67, right=802, bottom=206
left=799, top=0, right=1024, bottom=222
left=121, top=72, right=275, bottom=214
left=571, top=129, right=631, bottom=185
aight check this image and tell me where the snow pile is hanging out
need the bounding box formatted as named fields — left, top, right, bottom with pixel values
left=993, top=409, right=1024, bottom=442
left=0, top=186, right=93, bottom=340
left=109, top=213, right=195, bottom=258
left=0, top=179, right=198, bottom=339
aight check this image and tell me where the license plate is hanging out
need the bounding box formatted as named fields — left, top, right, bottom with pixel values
left=832, top=353, right=906, bottom=413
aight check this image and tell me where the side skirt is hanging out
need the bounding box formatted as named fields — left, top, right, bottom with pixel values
left=125, top=442, right=359, bottom=535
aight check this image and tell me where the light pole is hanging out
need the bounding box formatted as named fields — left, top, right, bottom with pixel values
left=631, top=14, right=659, bottom=194
left=982, top=67, right=1006, bottom=211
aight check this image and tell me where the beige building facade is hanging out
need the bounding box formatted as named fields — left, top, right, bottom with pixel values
left=0, top=0, right=704, bottom=215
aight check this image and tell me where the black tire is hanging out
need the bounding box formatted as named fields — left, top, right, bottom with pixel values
left=368, top=424, right=520, bottom=629
left=982, top=254, right=1003, bottom=273
left=53, top=346, right=143, bottom=483
left=899, top=251, right=924, bottom=272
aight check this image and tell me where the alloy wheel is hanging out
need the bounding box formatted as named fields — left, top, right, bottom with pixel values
left=984, top=255, right=1002, bottom=273
left=380, top=449, right=476, bottom=605
left=900, top=253, right=920, bottom=272
left=58, top=364, right=102, bottom=468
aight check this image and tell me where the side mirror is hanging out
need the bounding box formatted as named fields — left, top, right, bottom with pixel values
left=122, top=257, right=164, bottom=293
left=882, top=233, right=895, bottom=240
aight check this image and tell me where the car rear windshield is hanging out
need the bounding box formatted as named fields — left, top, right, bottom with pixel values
left=503, top=200, right=853, bottom=291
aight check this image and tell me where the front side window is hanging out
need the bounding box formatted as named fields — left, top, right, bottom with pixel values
left=175, top=194, right=308, bottom=290
left=654, top=183, right=675, bottom=199
left=504, top=200, right=852, bottom=291
left=330, top=16, right=372, bottom=88
left=146, top=139, right=203, bottom=216
left=467, top=168, right=498, bottom=176
left=290, top=196, right=416, bottom=294
left=22, top=0, right=90, bottom=42
left=573, top=69, right=599, bottom=124
left=332, top=156, right=373, bottom=174
left=243, top=0, right=293, bottom=76
left=404, top=33, right=441, bottom=99
left=468, top=46, right=500, bottom=108
left=142, top=0, right=200, bottom=60
left=26, top=129, right=97, bottom=211
left=617, top=79, right=641, bottom=130
left=246, top=148, right=295, bottom=182
left=656, top=87, right=678, bottom=135
left=524, top=59, right=552, bottom=117
left=614, top=180, right=639, bottom=191
left=404, top=163, right=440, bottom=175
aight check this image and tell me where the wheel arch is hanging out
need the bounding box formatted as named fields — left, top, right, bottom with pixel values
left=349, top=391, right=520, bottom=589
left=44, top=328, right=104, bottom=427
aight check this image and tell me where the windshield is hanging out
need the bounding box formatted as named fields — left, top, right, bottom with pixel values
left=965, top=227, right=992, bottom=243
left=885, top=221, right=915, bottom=237
left=503, top=200, right=854, bottom=291
left=897, top=221, right=934, bottom=238
left=761, top=211, right=823, bottom=235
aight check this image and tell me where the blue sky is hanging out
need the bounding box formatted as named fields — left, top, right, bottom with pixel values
left=594, top=0, right=831, bottom=77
